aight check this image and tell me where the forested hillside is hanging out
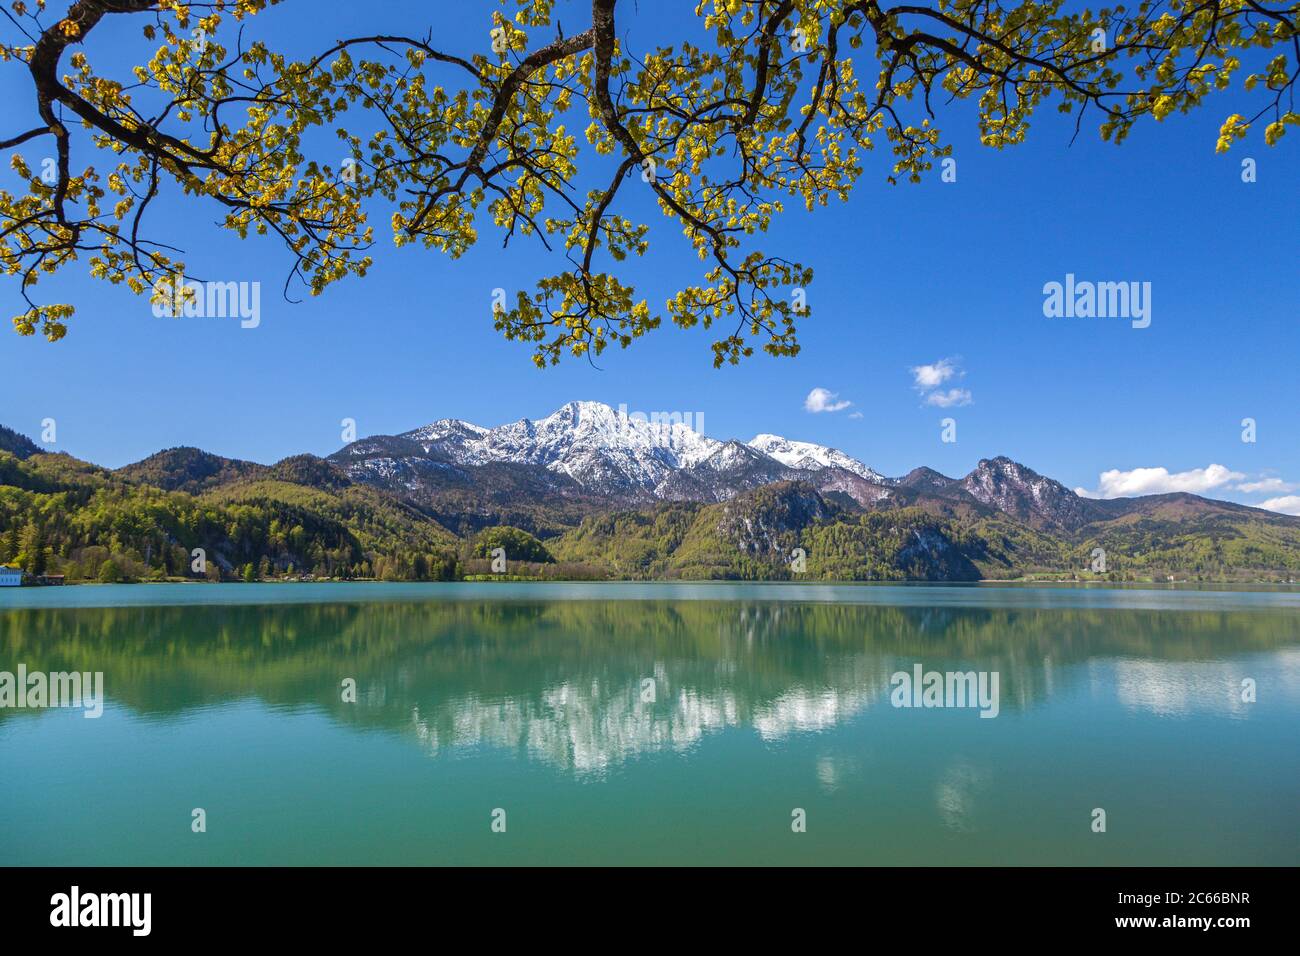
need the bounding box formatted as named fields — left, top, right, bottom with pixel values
left=0, top=451, right=458, bottom=583
left=549, top=482, right=1300, bottom=583
left=2, top=443, right=1299, bottom=585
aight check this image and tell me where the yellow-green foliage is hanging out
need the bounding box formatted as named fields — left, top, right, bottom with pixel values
left=3, top=1, right=1294, bottom=355
left=0, top=451, right=457, bottom=582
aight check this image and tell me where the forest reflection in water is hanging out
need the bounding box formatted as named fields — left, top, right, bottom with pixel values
left=4, top=596, right=1295, bottom=775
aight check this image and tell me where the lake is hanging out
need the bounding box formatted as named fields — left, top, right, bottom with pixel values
left=2, top=582, right=1297, bottom=865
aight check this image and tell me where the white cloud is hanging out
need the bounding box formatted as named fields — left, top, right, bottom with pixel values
left=1236, top=478, right=1298, bottom=494
left=923, top=388, right=973, bottom=408
left=910, top=358, right=958, bottom=390
left=1258, top=495, right=1300, bottom=516
left=804, top=387, right=852, bottom=414
left=910, top=357, right=972, bottom=407
left=1075, top=463, right=1245, bottom=499
left=848, top=411, right=864, bottom=420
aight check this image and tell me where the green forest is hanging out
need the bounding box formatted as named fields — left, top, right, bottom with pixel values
left=2, top=441, right=1300, bottom=585
left=0, top=449, right=460, bottom=583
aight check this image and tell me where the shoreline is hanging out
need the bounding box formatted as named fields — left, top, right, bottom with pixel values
left=4, top=579, right=1300, bottom=614
left=5, top=575, right=1298, bottom=589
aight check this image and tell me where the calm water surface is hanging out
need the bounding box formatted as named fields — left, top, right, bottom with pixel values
left=2, top=583, right=1297, bottom=865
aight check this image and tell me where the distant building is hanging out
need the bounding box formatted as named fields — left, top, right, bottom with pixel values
left=37, top=574, right=65, bottom=586
left=0, top=565, right=23, bottom=587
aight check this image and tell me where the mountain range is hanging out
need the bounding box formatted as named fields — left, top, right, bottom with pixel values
left=2, top=402, right=1298, bottom=583
left=325, top=400, right=1263, bottom=535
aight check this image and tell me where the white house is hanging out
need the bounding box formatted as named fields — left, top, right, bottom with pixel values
left=0, top=565, right=23, bottom=587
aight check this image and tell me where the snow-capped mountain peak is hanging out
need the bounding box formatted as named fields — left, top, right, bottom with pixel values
left=393, top=401, right=722, bottom=494
left=405, top=418, right=489, bottom=445
left=330, top=401, right=1124, bottom=527
left=337, top=402, right=888, bottom=502
left=747, top=434, right=885, bottom=482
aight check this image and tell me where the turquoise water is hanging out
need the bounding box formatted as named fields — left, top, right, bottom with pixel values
left=1, top=583, right=1297, bottom=865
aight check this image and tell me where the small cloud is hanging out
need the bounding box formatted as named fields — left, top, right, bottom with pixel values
left=923, top=388, right=973, bottom=408
left=1236, top=478, right=1298, bottom=494
left=910, top=357, right=972, bottom=407
left=910, top=358, right=958, bottom=390
left=1077, top=463, right=1245, bottom=499
left=848, top=411, right=864, bottom=420
left=804, top=387, right=852, bottom=414
left=1258, top=495, right=1300, bottom=516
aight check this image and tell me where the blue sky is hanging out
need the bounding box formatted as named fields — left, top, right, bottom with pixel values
left=1, top=2, right=1297, bottom=511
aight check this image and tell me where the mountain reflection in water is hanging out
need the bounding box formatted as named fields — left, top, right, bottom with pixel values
left=4, top=594, right=1296, bottom=776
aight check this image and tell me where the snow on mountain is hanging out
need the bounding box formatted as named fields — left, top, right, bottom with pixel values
left=334, top=401, right=894, bottom=501
left=329, top=401, right=1140, bottom=528
left=318, top=404, right=1296, bottom=534
left=396, top=400, right=724, bottom=494
left=405, top=418, right=490, bottom=447
left=747, top=433, right=886, bottom=483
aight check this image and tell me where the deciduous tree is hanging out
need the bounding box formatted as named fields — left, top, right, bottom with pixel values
left=2, top=0, right=1295, bottom=361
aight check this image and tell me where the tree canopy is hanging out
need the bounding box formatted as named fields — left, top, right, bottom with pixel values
left=2, top=0, right=1295, bottom=362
